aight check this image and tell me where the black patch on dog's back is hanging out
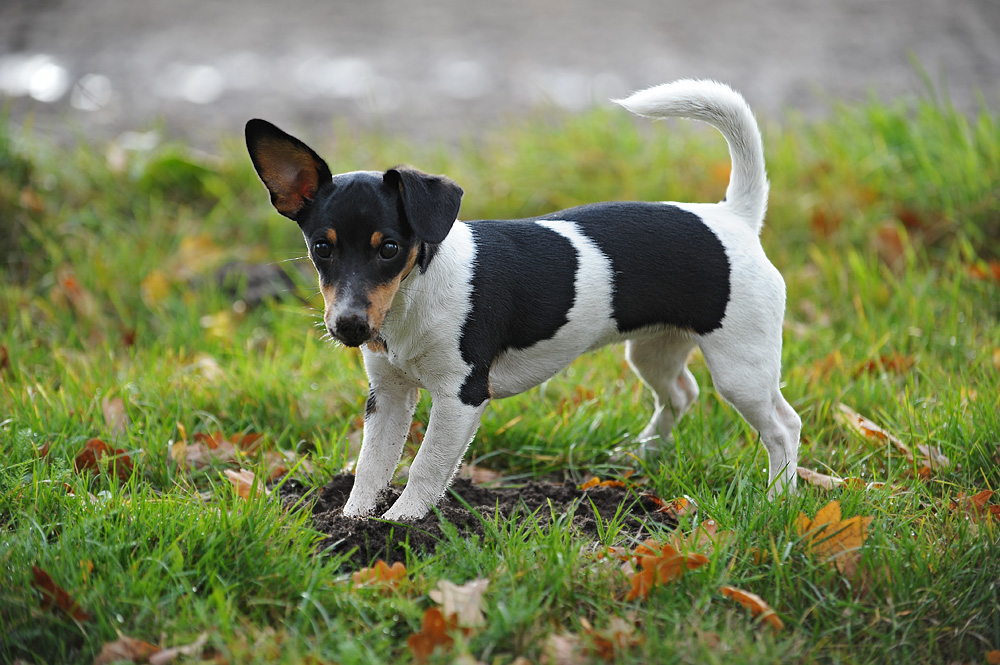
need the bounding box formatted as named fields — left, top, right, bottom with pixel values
left=546, top=202, right=730, bottom=335
left=458, top=221, right=577, bottom=406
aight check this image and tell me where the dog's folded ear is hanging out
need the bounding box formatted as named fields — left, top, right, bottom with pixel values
left=245, top=119, right=333, bottom=220
left=384, top=167, right=463, bottom=244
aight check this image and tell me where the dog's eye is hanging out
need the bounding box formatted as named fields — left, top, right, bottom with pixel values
left=378, top=240, right=399, bottom=260
left=313, top=241, right=332, bottom=259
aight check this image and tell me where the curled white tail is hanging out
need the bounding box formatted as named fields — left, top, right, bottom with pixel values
left=614, top=79, right=768, bottom=233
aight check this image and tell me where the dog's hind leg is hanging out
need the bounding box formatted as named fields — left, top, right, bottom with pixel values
left=698, top=328, right=801, bottom=498
left=625, top=333, right=700, bottom=446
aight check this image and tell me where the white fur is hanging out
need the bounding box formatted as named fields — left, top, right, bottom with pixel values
left=344, top=79, right=801, bottom=520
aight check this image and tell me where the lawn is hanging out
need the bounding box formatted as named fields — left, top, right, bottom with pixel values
left=1, top=88, right=999, bottom=664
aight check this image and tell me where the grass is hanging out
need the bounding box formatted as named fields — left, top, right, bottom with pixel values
left=2, top=87, right=999, bottom=664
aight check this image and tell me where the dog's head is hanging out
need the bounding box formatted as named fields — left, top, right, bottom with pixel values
left=245, top=119, right=463, bottom=347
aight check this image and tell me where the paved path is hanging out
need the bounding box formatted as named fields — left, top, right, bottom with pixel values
left=2, top=0, right=998, bottom=147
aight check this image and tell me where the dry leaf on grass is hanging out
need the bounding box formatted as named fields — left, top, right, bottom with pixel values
left=101, top=395, right=130, bottom=439
left=31, top=566, right=90, bottom=622
left=797, top=500, right=873, bottom=580
left=836, top=403, right=949, bottom=474
left=646, top=494, right=698, bottom=519
left=985, top=649, right=1000, bottom=665
left=797, top=467, right=896, bottom=492
left=74, top=438, right=133, bottom=482
left=93, top=636, right=161, bottom=664
left=625, top=539, right=709, bottom=601
left=429, top=578, right=489, bottom=628
left=580, top=616, right=643, bottom=661
left=949, top=490, right=1000, bottom=522
left=224, top=469, right=270, bottom=500
left=720, top=585, right=784, bottom=631
left=147, top=633, right=210, bottom=665
left=542, top=632, right=584, bottom=665
left=351, top=560, right=407, bottom=590
left=407, top=607, right=457, bottom=662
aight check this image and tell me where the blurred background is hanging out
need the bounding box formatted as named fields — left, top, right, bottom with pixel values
left=2, top=0, right=999, bottom=147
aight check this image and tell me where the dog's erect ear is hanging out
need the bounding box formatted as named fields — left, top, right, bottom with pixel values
left=384, top=167, right=463, bottom=244
left=245, top=119, right=332, bottom=219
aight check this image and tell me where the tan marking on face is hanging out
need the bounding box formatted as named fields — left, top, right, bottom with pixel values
left=365, top=246, right=419, bottom=331
left=370, top=231, right=384, bottom=249
left=320, top=283, right=337, bottom=317
left=366, top=338, right=388, bottom=354
left=326, top=229, right=337, bottom=245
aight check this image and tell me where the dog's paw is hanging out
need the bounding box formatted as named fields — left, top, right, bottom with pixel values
left=342, top=495, right=378, bottom=518
left=381, top=499, right=429, bottom=522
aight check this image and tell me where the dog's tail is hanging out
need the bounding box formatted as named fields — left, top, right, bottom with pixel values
left=613, top=79, right=768, bottom=233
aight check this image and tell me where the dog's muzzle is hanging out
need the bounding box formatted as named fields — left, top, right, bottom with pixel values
left=329, top=315, right=372, bottom=347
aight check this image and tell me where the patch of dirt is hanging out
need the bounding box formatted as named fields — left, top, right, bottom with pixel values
left=279, top=474, right=678, bottom=568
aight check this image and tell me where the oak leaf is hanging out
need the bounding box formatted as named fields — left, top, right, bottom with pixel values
left=950, top=490, right=999, bottom=522
left=74, top=438, right=133, bottom=482
left=720, top=585, right=784, bottom=631
left=93, top=636, right=161, bottom=664
left=797, top=500, right=873, bottom=579
left=31, top=565, right=90, bottom=621
left=625, top=540, right=709, bottom=600
left=407, top=607, right=456, bottom=662
left=224, top=469, right=270, bottom=500
left=351, top=560, right=407, bottom=590
left=428, top=578, right=489, bottom=628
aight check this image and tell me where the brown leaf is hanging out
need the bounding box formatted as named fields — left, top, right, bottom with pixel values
left=31, top=565, right=90, bottom=621
left=147, top=633, right=210, bottom=665
left=949, top=490, right=1000, bottom=523
left=0, top=344, right=10, bottom=374
left=224, top=469, right=269, bottom=500
left=457, top=462, right=503, bottom=485
left=797, top=466, right=845, bottom=490
left=720, top=585, right=784, bottom=631
left=580, top=477, right=628, bottom=490
left=836, top=403, right=949, bottom=472
left=581, top=616, right=642, bottom=661
left=351, top=560, right=407, bottom=590
left=407, top=607, right=456, bottom=662
left=93, top=636, right=161, bottom=664
left=986, top=649, right=1000, bottom=665
left=625, top=540, right=709, bottom=600
left=853, top=353, right=915, bottom=377
left=102, top=396, right=130, bottom=439
left=55, top=266, right=99, bottom=320
left=74, top=438, right=133, bottom=482
left=542, top=632, right=584, bottom=665
left=428, top=578, right=489, bottom=628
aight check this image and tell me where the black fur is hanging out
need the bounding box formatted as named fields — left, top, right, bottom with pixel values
left=458, top=221, right=578, bottom=406
left=547, top=202, right=731, bottom=335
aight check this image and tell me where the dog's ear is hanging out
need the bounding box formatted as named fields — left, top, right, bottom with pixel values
left=384, top=167, right=463, bottom=244
left=245, top=119, right=332, bottom=220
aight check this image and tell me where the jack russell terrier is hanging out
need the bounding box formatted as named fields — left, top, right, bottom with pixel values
left=246, top=79, right=801, bottom=520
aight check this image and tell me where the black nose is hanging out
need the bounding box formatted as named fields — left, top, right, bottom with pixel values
left=333, top=315, right=371, bottom=347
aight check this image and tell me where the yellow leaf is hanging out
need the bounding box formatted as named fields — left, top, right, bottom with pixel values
left=140, top=270, right=171, bottom=307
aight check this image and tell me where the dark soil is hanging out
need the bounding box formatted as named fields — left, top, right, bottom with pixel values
left=279, top=474, right=678, bottom=568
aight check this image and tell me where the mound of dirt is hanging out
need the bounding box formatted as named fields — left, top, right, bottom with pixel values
left=279, top=474, right=678, bottom=568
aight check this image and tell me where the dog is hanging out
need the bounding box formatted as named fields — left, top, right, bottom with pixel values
left=246, top=79, right=801, bottom=520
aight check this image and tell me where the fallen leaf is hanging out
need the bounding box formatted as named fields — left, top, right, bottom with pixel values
left=580, top=477, right=627, bottom=490
left=31, top=566, right=90, bottom=621
left=949, top=490, right=1000, bottom=523
left=797, top=466, right=845, bottom=490
left=720, top=585, right=784, bottom=631
left=581, top=616, right=642, bottom=660
left=986, top=649, right=1000, bottom=665
left=0, top=345, right=9, bottom=374
left=147, top=633, right=210, bottom=665
left=853, top=353, right=915, bottom=377
left=625, top=540, right=709, bottom=600
left=140, top=270, right=171, bottom=307
left=102, top=396, right=130, bottom=439
left=74, top=438, right=133, bottom=482
left=797, top=500, right=873, bottom=579
left=224, top=469, right=270, bottom=500
left=646, top=494, right=698, bottom=519
left=55, top=266, right=99, bottom=320
left=94, top=636, right=161, bottom=664
left=457, top=462, right=503, bottom=484
left=351, top=560, right=407, bottom=590
left=429, top=578, right=489, bottom=628
left=836, top=403, right=949, bottom=472
left=407, top=607, right=456, bottom=662
left=542, top=632, right=584, bottom=665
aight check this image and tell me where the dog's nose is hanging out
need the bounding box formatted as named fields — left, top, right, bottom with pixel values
left=333, top=315, right=371, bottom=347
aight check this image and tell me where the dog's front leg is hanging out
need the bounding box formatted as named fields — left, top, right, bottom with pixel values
left=343, top=356, right=420, bottom=517
left=381, top=394, right=488, bottom=521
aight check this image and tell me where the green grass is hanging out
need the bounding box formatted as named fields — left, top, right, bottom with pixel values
left=2, top=88, right=999, bottom=664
